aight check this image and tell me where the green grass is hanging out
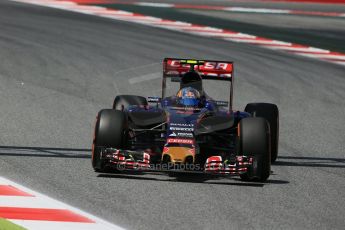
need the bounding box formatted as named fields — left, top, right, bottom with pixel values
left=0, top=219, right=26, bottom=230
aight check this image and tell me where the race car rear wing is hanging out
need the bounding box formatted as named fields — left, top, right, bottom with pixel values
left=162, top=58, right=234, bottom=111
left=163, top=58, right=233, bottom=81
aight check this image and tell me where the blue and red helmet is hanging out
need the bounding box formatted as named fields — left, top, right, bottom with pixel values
left=177, top=87, right=201, bottom=106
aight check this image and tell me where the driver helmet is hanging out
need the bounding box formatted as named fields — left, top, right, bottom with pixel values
left=176, top=87, right=201, bottom=107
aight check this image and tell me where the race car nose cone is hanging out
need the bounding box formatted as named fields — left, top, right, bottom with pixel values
left=162, top=147, right=195, bottom=164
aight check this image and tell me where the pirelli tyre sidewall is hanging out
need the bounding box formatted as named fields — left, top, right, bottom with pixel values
left=245, top=103, right=279, bottom=163
left=113, top=95, right=148, bottom=110
left=92, top=109, right=127, bottom=171
left=239, top=117, right=271, bottom=182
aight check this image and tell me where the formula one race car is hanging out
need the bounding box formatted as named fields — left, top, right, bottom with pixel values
left=92, top=58, right=279, bottom=182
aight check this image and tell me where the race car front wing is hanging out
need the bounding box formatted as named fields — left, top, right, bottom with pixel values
left=100, top=148, right=253, bottom=176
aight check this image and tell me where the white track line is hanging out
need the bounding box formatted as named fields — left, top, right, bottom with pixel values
left=135, top=2, right=173, bottom=8
left=224, top=7, right=290, bottom=14
left=10, top=0, right=345, bottom=67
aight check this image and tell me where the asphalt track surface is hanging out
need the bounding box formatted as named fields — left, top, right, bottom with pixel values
left=0, top=0, right=345, bottom=229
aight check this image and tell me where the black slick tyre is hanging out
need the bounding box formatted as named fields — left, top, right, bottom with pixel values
left=245, top=103, right=279, bottom=162
left=238, top=117, right=271, bottom=182
left=92, top=109, right=127, bottom=172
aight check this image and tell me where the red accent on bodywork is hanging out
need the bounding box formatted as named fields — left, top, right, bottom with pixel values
left=206, top=156, right=222, bottom=164
left=163, top=147, right=170, bottom=153
left=188, top=148, right=195, bottom=155
left=167, top=138, right=194, bottom=145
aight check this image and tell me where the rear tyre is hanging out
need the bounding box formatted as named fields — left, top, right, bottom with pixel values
left=239, top=117, right=271, bottom=182
left=92, top=109, right=127, bottom=172
left=245, top=103, right=279, bottom=162
left=113, top=95, right=148, bottom=110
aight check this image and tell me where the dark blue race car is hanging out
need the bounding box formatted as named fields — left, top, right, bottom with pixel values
left=92, top=58, right=279, bottom=182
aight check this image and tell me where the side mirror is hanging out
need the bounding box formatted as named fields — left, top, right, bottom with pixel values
left=195, top=115, right=234, bottom=135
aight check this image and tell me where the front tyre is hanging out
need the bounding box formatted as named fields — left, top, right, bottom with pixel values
left=239, top=117, right=271, bottom=182
left=92, top=109, right=127, bottom=172
left=245, top=103, right=279, bottom=162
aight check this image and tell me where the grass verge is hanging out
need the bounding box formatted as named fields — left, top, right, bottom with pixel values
left=0, top=219, right=26, bottom=230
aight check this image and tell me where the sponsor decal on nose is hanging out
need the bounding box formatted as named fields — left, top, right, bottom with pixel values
left=167, top=138, right=194, bottom=144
